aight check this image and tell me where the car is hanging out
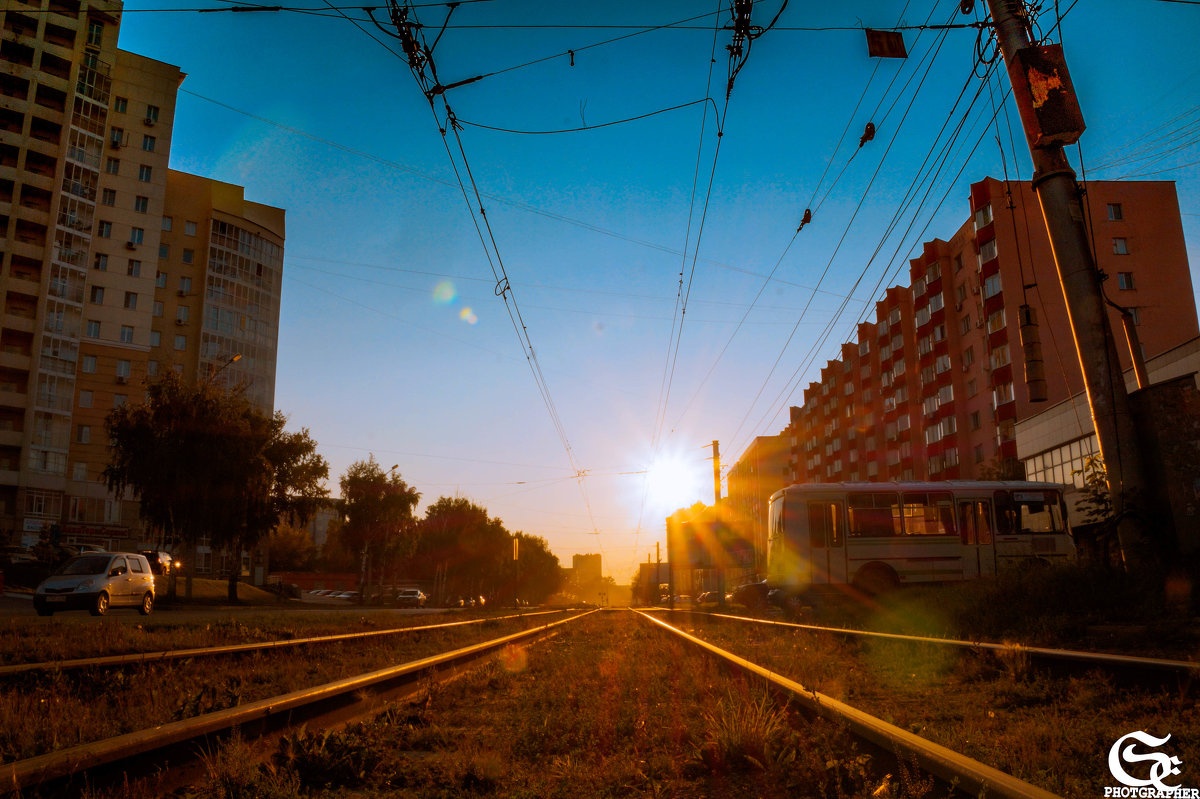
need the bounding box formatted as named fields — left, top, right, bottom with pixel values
left=394, top=588, right=426, bottom=608
left=732, top=580, right=769, bottom=609
left=33, top=552, right=155, bottom=617
left=333, top=590, right=360, bottom=601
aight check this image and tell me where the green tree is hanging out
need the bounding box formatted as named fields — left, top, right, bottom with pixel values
left=104, top=372, right=329, bottom=600
left=268, top=522, right=318, bottom=572
left=509, top=532, right=563, bottom=604
left=417, top=497, right=510, bottom=603
left=338, top=457, right=421, bottom=601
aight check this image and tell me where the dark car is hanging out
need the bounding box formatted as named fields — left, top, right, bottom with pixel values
left=732, top=580, right=769, bottom=609
left=394, top=588, right=426, bottom=608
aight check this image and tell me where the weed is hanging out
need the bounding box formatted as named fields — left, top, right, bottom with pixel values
left=693, top=687, right=793, bottom=774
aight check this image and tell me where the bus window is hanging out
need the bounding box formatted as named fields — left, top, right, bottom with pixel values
left=807, top=502, right=844, bottom=549
left=901, top=492, right=956, bottom=535
left=848, top=492, right=900, bottom=537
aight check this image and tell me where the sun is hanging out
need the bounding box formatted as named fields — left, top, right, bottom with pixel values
left=644, top=454, right=703, bottom=514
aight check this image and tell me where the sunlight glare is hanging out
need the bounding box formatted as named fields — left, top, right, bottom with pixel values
left=644, top=454, right=703, bottom=514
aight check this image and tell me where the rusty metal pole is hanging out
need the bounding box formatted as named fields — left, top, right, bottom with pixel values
left=986, top=0, right=1152, bottom=569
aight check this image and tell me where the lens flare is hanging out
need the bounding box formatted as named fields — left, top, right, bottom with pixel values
left=433, top=281, right=456, bottom=304
left=460, top=307, right=478, bottom=325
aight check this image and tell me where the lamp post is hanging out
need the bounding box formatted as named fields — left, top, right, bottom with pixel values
left=206, top=353, right=242, bottom=385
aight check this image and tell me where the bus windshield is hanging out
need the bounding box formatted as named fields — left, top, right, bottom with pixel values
left=995, top=489, right=1065, bottom=534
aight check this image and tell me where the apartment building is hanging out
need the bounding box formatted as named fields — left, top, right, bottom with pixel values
left=727, top=176, right=1196, bottom=551
left=1, top=0, right=285, bottom=557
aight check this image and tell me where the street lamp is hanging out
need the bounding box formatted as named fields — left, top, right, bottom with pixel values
left=206, top=353, right=242, bottom=384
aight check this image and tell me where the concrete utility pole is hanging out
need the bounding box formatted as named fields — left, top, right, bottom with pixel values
left=986, top=0, right=1152, bottom=568
left=711, top=440, right=721, bottom=503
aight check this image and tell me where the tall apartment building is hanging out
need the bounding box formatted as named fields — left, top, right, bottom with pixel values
left=1, top=0, right=285, bottom=556
left=726, top=177, right=1196, bottom=551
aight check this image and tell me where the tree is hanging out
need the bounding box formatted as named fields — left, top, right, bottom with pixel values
left=509, top=532, right=563, bottom=604
left=338, top=457, right=421, bottom=601
left=416, top=497, right=511, bottom=603
left=268, top=522, right=318, bottom=572
left=104, top=372, right=329, bottom=600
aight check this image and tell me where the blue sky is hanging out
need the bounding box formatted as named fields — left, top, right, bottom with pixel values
left=115, top=0, right=1200, bottom=579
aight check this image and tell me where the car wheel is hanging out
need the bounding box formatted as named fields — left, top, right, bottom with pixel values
left=138, top=592, right=154, bottom=616
left=91, top=592, right=110, bottom=616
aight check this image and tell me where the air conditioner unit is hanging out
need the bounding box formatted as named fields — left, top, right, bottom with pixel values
left=115, top=375, right=127, bottom=384
left=144, top=118, right=155, bottom=127
left=177, top=290, right=186, bottom=297
left=125, top=241, right=136, bottom=250
left=109, top=140, right=122, bottom=149
left=955, top=301, right=963, bottom=311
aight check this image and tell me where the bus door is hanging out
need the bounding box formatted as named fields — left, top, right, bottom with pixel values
left=957, top=499, right=996, bottom=578
left=806, top=500, right=847, bottom=585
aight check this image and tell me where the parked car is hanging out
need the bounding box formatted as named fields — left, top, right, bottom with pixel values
left=732, top=580, right=769, bottom=609
left=394, top=588, right=426, bottom=608
left=33, top=552, right=155, bottom=617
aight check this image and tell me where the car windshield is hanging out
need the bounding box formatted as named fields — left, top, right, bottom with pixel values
left=56, top=554, right=112, bottom=576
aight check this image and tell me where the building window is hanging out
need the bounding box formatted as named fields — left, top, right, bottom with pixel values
left=978, top=238, right=998, bottom=263
left=975, top=444, right=985, bottom=464
left=987, top=309, right=1006, bottom=334
left=974, top=203, right=993, bottom=230
left=990, top=343, right=1011, bottom=369
left=114, top=394, right=127, bottom=408
left=954, top=254, right=964, bottom=273
left=109, top=127, right=124, bottom=147
left=967, top=378, right=978, bottom=397
left=994, top=382, right=1015, bottom=406
left=127, top=259, right=141, bottom=277
left=129, top=227, right=144, bottom=245
left=89, top=286, right=104, bottom=304
left=1113, top=238, right=1129, bottom=255
left=146, top=104, right=160, bottom=123
left=152, top=301, right=163, bottom=318
left=1129, top=307, right=1140, bottom=325
left=93, top=253, right=108, bottom=271
left=935, top=354, right=952, bottom=374
left=1107, top=203, right=1123, bottom=221
left=123, top=291, right=137, bottom=310
left=155, top=271, right=167, bottom=288
left=97, top=221, right=112, bottom=238
left=142, top=135, right=156, bottom=152
left=78, top=390, right=93, bottom=408
left=915, top=306, right=931, bottom=326
left=85, top=320, right=100, bottom=337
left=1117, top=272, right=1135, bottom=290
left=101, top=188, right=116, bottom=206
left=962, top=345, right=975, bottom=367
left=180, top=276, right=192, bottom=293
left=970, top=410, right=981, bottom=431
left=77, top=425, right=90, bottom=444
left=105, top=157, right=119, bottom=175
left=147, top=360, right=158, bottom=377
left=149, top=331, right=161, bottom=347
left=162, top=216, right=173, bottom=231
left=929, top=293, right=944, bottom=312
left=119, top=325, right=133, bottom=343
left=983, top=273, right=1002, bottom=298
left=134, top=195, right=149, bottom=213
left=116, top=359, right=131, bottom=377
left=87, top=20, right=104, bottom=45
left=113, top=96, right=127, bottom=113
left=177, top=306, right=189, bottom=323
left=81, top=355, right=97, bottom=373
left=138, top=164, right=152, bottom=182
left=961, top=314, right=971, bottom=335
left=182, top=249, right=194, bottom=265
left=185, top=220, right=198, bottom=236
left=159, top=244, right=169, bottom=260
left=174, top=335, right=186, bottom=351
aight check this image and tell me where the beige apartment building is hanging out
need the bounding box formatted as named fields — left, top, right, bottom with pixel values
left=1, top=0, right=284, bottom=559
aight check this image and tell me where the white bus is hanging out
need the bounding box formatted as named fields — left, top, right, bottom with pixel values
left=766, top=481, right=1075, bottom=599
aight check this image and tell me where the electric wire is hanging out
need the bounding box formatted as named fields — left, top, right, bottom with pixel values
left=455, top=98, right=717, bottom=135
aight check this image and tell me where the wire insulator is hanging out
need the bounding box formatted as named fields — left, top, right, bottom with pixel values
left=859, top=122, right=876, bottom=147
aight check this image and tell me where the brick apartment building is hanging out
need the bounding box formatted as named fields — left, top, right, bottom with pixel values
left=0, top=0, right=284, bottom=573
left=727, top=176, right=1196, bottom=555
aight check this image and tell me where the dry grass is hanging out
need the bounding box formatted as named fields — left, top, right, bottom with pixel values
left=85, top=611, right=941, bottom=799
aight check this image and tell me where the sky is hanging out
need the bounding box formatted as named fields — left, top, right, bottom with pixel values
left=112, top=0, right=1200, bottom=580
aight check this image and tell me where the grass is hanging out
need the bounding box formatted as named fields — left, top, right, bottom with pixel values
left=78, top=611, right=937, bottom=799
left=0, top=615, right=545, bottom=764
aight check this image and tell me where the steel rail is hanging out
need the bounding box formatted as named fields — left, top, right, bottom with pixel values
left=660, top=609, right=1200, bottom=676
left=3, top=609, right=595, bottom=793
left=0, top=609, right=568, bottom=677
left=635, top=610, right=1062, bottom=799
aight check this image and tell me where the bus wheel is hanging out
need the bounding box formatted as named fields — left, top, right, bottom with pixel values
left=853, top=565, right=899, bottom=597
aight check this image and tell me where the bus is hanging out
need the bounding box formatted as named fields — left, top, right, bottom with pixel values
left=766, top=481, right=1075, bottom=600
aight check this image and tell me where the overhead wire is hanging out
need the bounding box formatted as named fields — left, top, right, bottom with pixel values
left=379, top=1, right=608, bottom=548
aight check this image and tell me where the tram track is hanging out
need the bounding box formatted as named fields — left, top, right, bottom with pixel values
left=2, top=610, right=595, bottom=794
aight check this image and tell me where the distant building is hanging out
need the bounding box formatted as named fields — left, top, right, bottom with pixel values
left=729, top=177, right=1196, bottom=559
left=572, top=553, right=602, bottom=585
left=0, top=1, right=285, bottom=577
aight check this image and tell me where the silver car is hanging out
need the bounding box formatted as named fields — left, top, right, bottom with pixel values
left=34, top=552, right=155, bottom=617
